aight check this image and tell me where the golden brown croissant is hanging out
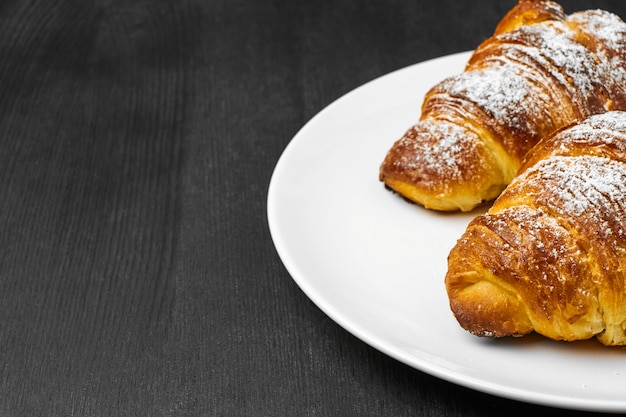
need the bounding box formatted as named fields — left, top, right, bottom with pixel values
left=445, top=111, right=626, bottom=346
left=379, top=0, right=626, bottom=212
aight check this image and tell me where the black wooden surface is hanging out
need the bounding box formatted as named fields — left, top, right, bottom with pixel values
left=2, top=0, right=625, bottom=415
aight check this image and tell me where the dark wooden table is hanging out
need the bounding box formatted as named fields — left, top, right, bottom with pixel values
left=2, top=0, right=625, bottom=415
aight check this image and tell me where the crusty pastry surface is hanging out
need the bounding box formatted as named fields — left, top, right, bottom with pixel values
left=445, top=111, right=626, bottom=346
left=379, top=0, right=626, bottom=212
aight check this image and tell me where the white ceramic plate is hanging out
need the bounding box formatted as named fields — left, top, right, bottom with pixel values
left=267, top=51, right=626, bottom=413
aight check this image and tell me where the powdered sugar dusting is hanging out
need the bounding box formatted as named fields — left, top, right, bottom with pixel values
left=451, top=9, right=626, bottom=133
left=569, top=10, right=626, bottom=99
left=570, top=10, right=626, bottom=51
left=554, top=111, right=626, bottom=152
left=393, top=119, right=480, bottom=183
left=581, top=110, right=626, bottom=132
left=419, top=122, right=473, bottom=173
left=444, top=63, right=546, bottom=135
left=491, top=112, right=626, bottom=264
left=529, top=155, right=626, bottom=218
left=382, top=5, right=626, bottom=212
left=517, top=22, right=603, bottom=102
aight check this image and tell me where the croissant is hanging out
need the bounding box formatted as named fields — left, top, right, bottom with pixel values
left=445, top=111, right=626, bottom=346
left=379, top=0, right=626, bottom=212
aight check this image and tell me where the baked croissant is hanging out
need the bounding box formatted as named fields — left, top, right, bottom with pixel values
left=379, top=0, right=626, bottom=212
left=445, top=111, right=626, bottom=346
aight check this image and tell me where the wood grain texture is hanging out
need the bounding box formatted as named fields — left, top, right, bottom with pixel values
left=0, top=0, right=624, bottom=416
left=0, top=0, right=185, bottom=413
